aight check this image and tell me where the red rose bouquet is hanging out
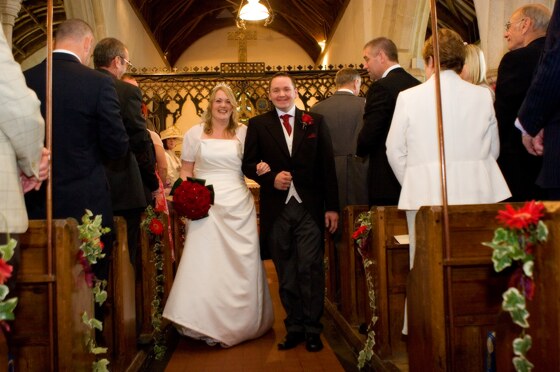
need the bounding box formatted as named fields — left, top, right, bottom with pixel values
left=172, top=177, right=214, bottom=220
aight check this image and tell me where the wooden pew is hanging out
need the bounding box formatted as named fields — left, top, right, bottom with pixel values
left=324, top=205, right=368, bottom=351
left=13, top=219, right=94, bottom=371
left=369, top=206, right=409, bottom=359
left=102, top=216, right=137, bottom=371
left=408, top=203, right=560, bottom=371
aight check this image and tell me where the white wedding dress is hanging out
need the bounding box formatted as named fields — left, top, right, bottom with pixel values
left=163, top=124, right=274, bottom=347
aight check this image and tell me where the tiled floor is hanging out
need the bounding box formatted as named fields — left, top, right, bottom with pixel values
left=164, top=261, right=345, bottom=371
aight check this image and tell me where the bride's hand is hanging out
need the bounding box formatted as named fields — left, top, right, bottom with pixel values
left=256, top=161, right=271, bottom=176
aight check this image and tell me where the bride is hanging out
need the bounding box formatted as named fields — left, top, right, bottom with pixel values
left=163, top=84, right=274, bottom=347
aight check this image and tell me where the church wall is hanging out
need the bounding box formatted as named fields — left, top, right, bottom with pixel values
left=97, top=0, right=165, bottom=69
left=320, top=0, right=429, bottom=78
left=174, top=26, right=314, bottom=69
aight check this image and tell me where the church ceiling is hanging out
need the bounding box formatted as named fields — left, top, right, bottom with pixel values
left=12, top=0, right=478, bottom=66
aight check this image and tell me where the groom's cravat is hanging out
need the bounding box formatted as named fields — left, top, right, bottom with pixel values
left=280, top=114, right=292, bottom=135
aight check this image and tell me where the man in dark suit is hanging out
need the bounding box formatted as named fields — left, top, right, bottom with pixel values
left=93, top=37, right=157, bottom=266
left=518, top=0, right=560, bottom=200
left=24, top=19, right=128, bottom=279
left=356, top=37, right=420, bottom=207
left=495, top=4, right=551, bottom=201
left=242, top=72, right=339, bottom=352
left=311, top=67, right=368, bottom=212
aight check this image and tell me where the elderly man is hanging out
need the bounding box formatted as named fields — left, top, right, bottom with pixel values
left=517, top=0, right=560, bottom=200
left=494, top=4, right=551, bottom=201
left=356, top=37, right=420, bottom=207
left=94, top=37, right=157, bottom=266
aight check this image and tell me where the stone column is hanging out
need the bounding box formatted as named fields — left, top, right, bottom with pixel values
left=0, top=0, right=22, bottom=47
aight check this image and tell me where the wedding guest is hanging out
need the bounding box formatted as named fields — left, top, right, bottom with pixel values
left=356, top=37, right=420, bottom=207
left=24, top=19, right=128, bottom=281
left=517, top=0, right=560, bottom=200
left=495, top=4, right=551, bottom=201
left=163, top=84, right=273, bottom=347
left=159, top=126, right=183, bottom=189
left=460, top=44, right=495, bottom=101
left=0, top=26, right=47, bottom=233
left=0, top=26, right=48, bottom=293
left=94, top=37, right=158, bottom=266
left=242, top=72, right=339, bottom=352
left=386, top=28, right=511, bottom=332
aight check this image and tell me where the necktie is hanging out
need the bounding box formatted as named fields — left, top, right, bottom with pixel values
left=280, top=114, right=292, bottom=135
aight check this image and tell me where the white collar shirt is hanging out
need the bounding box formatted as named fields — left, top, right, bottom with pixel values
left=275, top=106, right=302, bottom=204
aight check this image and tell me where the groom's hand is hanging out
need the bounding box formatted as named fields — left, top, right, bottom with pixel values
left=274, top=171, right=292, bottom=190
left=325, top=211, right=338, bottom=234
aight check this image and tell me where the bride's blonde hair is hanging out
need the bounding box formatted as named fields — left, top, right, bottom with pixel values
left=202, top=83, right=239, bottom=137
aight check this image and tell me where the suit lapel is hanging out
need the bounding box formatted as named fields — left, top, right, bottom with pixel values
left=263, top=110, right=291, bottom=158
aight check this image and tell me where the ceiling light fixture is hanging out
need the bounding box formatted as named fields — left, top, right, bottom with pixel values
left=236, top=0, right=274, bottom=29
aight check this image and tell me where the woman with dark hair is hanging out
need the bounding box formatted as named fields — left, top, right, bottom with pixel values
left=386, top=29, right=511, bottom=333
left=163, top=84, right=273, bottom=347
left=159, top=126, right=182, bottom=189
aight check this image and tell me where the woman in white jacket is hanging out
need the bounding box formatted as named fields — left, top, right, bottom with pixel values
left=386, top=28, right=511, bottom=334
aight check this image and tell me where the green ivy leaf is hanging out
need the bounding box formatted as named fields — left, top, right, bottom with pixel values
left=536, top=220, right=548, bottom=242
left=91, top=346, right=108, bottom=355
left=523, top=261, right=534, bottom=278
left=512, top=356, right=534, bottom=372
left=513, top=334, right=532, bottom=356
left=92, top=358, right=110, bottom=372
left=0, top=238, right=16, bottom=261
left=502, top=288, right=530, bottom=328
left=0, top=285, right=9, bottom=301
left=0, top=297, right=18, bottom=317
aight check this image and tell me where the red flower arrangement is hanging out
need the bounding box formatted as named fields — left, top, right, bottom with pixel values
left=483, top=201, right=548, bottom=371
left=301, top=113, right=314, bottom=130
left=149, top=218, right=164, bottom=235
left=173, top=177, right=214, bottom=220
left=0, top=259, right=13, bottom=284
left=497, top=200, right=545, bottom=230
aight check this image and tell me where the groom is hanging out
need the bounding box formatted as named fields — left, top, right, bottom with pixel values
left=242, top=72, right=339, bottom=352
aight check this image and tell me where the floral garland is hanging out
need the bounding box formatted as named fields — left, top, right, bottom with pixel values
left=483, top=201, right=548, bottom=372
left=77, top=209, right=110, bottom=371
left=351, top=211, right=378, bottom=370
left=0, top=231, right=18, bottom=332
left=140, top=205, right=167, bottom=360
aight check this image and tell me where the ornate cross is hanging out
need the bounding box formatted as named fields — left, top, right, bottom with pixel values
left=227, top=29, right=257, bottom=62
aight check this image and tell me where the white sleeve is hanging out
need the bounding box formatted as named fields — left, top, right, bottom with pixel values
left=386, top=94, right=408, bottom=185
left=181, top=124, right=202, bottom=162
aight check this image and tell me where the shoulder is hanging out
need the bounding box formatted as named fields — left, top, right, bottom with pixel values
left=183, top=123, right=204, bottom=142
left=235, top=124, right=248, bottom=141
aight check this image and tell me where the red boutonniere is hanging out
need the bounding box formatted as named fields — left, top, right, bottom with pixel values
left=301, top=113, right=314, bottom=130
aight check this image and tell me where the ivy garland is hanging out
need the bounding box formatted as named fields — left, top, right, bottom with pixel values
left=0, top=229, right=18, bottom=331
left=351, top=211, right=378, bottom=370
left=483, top=201, right=548, bottom=372
left=77, top=209, right=110, bottom=371
left=140, top=205, right=167, bottom=360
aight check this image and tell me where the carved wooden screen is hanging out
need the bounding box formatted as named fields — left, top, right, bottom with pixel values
left=134, top=63, right=371, bottom=134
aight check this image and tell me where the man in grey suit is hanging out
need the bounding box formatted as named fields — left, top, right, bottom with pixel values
left=311, top=68, right=368, bottom=213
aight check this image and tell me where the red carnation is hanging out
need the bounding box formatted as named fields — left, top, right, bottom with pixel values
left=149, top=218, right=164, bottom=235
left=352, top=225, right=367, bottom=240
left=0, top=259, right=13, bottom=284
left=173, top=179, right=213, bottom=220
left=497, top=200, right=545, bottom=230
left=301, top=113, right=314, bottom=130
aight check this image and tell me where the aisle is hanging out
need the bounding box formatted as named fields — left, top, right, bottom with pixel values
left=164, top=260, right=345, bottom=371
